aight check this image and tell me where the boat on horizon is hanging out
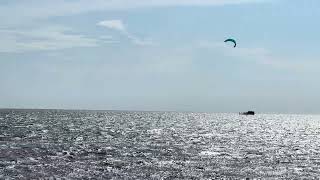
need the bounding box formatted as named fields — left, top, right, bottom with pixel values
left=239, top=111, right=255, bottom=115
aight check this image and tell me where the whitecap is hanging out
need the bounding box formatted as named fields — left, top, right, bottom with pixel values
left=199, top=151, right=221, bottom=156
left=147, top=128, right=163, bottom=135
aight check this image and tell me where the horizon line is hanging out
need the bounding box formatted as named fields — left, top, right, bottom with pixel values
left=0, top=107, right=318, bottom=115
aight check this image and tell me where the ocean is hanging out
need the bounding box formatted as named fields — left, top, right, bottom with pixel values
left=1, top=109, right=320, bottom=179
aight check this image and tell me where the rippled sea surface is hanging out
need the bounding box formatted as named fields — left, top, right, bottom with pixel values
left=1, top=109, right=320, bottom=179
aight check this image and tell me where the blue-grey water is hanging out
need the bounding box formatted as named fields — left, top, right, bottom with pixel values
left=1, top=109, right=320, bottom=179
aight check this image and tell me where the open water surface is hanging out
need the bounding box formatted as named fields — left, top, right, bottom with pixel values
left=1, top=109, right=320, bottom=179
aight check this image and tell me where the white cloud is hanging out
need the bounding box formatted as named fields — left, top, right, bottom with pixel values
left=97, top=20, right=126, bottom=32
left=97, top=19, right=155, bottom=46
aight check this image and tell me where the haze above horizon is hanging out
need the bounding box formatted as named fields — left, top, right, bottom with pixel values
left=1, top=0, right=319, bottom=114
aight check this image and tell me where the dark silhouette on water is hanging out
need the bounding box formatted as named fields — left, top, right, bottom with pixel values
left=239, top=111, right=255, bottom=115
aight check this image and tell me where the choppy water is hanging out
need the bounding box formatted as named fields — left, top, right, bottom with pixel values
left=1, top=109, right=320, bottom=179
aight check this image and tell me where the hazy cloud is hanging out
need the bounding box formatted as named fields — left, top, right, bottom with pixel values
left=0, top=0, right=271, bottom=23
left=0, top=26, right=100, bottom=53
left=197, top=41, right=319, bottom=72
left=0, top=0, right=270, bottom=52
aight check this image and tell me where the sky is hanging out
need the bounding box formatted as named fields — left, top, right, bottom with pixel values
left=1, top=0, right=320, bottom=113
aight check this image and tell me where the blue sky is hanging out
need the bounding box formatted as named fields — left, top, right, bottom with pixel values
left=1, top=0, right=319, bottom=113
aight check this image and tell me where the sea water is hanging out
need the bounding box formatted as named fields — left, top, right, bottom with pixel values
left=1, top=109, right=320, bottom=179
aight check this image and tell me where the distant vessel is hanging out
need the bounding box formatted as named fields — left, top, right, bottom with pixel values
left=240, top=111, right=255, bottom=115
